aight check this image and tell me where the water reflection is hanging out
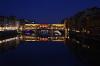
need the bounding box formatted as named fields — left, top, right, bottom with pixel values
left=0, top=35, right=67, bottom=53
left=0, top=35, right=85, bottom=66
left=0, top=35, right=99, bottom=66
left=21, top=35, right=65, bottom=42
left=69, top=37, right=100, bottom=66
left=70, top=45, right=100, bottom=66
left=0, top=36, right=20, bottom=53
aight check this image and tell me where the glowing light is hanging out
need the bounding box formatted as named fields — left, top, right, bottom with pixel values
left=76, top=30, right=80, bottom=33
left=67, top=28, right=70, bottom=31
left=0, top=37, right=19, bottom=44
left=67, top=36, right=70, bottom=39
left=0, top=26, right=18, bottom=31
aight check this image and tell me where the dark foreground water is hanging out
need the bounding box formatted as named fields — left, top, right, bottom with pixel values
left=0, top=36, right=91, bottom=66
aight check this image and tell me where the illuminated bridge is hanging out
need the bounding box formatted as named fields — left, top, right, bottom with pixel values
left=22, top=24, right=69, bottom=42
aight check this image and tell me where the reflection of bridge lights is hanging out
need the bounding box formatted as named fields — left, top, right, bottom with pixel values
left=0, top=37, right=19, bottom=44
left=22, top=35, right=65, bottom=41
left=52, top=37, right=64, bottom=41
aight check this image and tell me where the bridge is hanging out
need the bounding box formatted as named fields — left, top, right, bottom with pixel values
left=21, top=23, right=69, bottom=41
left=0, top=22, right=69, bottom=42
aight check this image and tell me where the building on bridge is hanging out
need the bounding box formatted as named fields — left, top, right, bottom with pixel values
left=22, top=23, right=67, bottom=41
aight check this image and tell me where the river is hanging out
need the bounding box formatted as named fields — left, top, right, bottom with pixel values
left=0, top=35, right=93, bottom=66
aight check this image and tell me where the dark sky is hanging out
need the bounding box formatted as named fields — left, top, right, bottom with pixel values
left=0, top=0, right=100, bottom=23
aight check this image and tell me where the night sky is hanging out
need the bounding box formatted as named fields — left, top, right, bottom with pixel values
left=0, top=0, right=100, bottom=23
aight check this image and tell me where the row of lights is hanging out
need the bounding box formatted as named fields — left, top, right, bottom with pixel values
left=0, top=27, right=18, bottom=31
left=0, top=37, right=18, bottom=44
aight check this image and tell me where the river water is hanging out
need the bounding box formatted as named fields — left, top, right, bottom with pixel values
left=0, top=35, right=90, bottom=66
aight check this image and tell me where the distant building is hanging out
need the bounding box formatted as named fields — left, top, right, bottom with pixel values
left=62, top=7, right=100, bottom=36
left=0, top=16, right=34, bottom=31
